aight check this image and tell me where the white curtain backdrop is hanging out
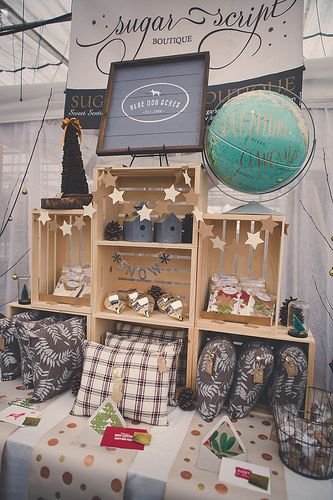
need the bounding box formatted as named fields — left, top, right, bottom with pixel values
left=0, top=60, right=332, bottom=390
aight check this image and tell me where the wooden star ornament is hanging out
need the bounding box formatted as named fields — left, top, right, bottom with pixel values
left=245, top=231, right=264, bottom=250
left=164, top=184, right=180, bottom=202
left=183, top=190, right=199, bottom=206
left=108, top=187, right=125, bottom=204
left=59, top=220, right=72, bottom=236
left=137, top=204, right=153, bottom=221
left=102, top=172, right=118, bottom=188
left=260, top=216, right=279, bottom=233
left=193, top=206, right=204, bottom=222
left=73, top=215, right=86, bottom=230
left=83, top=202, right=97, bottom=218
left=38, top=210, right=51, bottom=226
left=199, top=221, right=214, bottom=240
left=183, top=170, right=191, bottom=186
left=153, top=200, right=170, bottom=217
left=211, top=236, right=226, bottom=251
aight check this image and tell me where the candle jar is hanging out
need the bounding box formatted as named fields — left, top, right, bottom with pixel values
left=18, top=275, right=31, bottom=305
left=287, top=300, right=310, bottom=338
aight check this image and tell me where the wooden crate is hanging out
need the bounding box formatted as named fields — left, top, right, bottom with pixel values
left=31, top=210, right=91, bottom=308
left=91, top=316, right=194, bottom=388
left=93, top=242, right=197, bottom=327
left=196, top=213, right=285, bottom=328
left=191, top=325, right=315, bottom=414
left=92, top=164, right=207, bottom=243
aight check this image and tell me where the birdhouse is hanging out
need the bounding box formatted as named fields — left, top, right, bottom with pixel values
left=154, top=213, right=182, bottom=244
left=123, top=215, right=153, bottom=242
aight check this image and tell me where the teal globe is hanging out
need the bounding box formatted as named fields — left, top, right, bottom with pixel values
left=205, top=90, right=309, bottom=194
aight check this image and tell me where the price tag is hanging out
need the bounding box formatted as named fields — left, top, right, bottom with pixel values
left=253, top=367, right=264, bottom=384
left=284, top=356, right=298, bottom=377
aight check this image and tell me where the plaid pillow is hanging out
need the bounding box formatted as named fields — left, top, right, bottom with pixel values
left=30, top=316, right=86, bottom=402
left=15, top=316, right=62, bottom=389
left=105, top=332, right=182, bottom=406
left=116, top=321, right=188, bottom=388
left=71, top=341, right=172, bottom=426
left=0, top=310, right=48, bottom=381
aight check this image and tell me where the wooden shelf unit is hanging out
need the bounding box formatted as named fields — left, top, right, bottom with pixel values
left=31, top=209, right=91, bottom=308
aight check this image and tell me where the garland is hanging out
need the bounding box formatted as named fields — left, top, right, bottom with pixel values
left=112, top=252, right=171, bottom=281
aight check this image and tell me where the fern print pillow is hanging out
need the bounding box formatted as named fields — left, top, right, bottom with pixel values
left=0, top=310, right=48, bottom=381
left=29, top=316, right=86, bottom=402
left=196, top=337, right=237, bottom=422
left=228, top=341, right=274, bottom=418
left=272, top=344, right=307, bottom=409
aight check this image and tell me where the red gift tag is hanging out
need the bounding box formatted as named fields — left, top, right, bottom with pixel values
left=235, top=466, right=252, bottom=480
left=100, top=427, right=147, bottom=450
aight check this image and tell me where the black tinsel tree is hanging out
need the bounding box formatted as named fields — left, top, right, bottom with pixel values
left=61, top=119, right=89, bottom=195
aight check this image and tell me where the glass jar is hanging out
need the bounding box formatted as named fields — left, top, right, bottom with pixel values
left=18, top=275, right=31, bottom=305
left=287, top=300, right=310, bottom=338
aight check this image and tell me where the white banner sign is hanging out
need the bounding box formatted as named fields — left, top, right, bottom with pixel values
left=66, top=0, right=304, bottom=127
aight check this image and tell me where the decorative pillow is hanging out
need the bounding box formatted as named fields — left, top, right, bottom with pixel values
left=272, top=344, right=308, bottom=409
left=71, top=340, right=172, bottom=426
left=228, top=342, right=274, bottom=418
left=29, top=316, right=86, bottom=402
left=116, top=321, right=188, bottom=388
left=196, top=337, right=237, bottom=422
left=15, top=316, right=61, bottom=389
left=105, top=332, right=182, bottom=406
left=0, top=310, right=48, bottom=381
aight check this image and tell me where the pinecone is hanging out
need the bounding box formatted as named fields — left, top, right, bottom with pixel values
left=71, top=371, right=82, bottom=396
left=279, top=296, right=297, bottom=326
left=177, top=388, right=196, bottom=411
left=182, top=213, right=193, bottom=243
left=148, top=285, right=164, bottom=309
left=104, top=221, right=122, bottom=241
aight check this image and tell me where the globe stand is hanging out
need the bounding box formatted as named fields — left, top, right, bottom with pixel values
left=224, top=201, right=282, bottom=216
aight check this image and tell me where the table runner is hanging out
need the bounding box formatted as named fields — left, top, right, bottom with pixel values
left=165, top=411, right=287, bottom=500
left=29, top=414, right=146, bottom=499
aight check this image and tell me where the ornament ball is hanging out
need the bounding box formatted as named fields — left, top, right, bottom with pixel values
left=12, top=272, right=18, bottom=280
left=21, top=187, right=28, bottom=195
left=329, top=267, right=333, bottom=278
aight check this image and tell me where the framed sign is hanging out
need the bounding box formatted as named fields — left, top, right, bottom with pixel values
left=96, top=52, right=209, bottom=156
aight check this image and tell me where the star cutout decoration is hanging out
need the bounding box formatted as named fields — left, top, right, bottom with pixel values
left=112, top=252, right=122, bottom=263
left=260, top=216, right=279, bottom=234
left=122, top=204, right=134, bottom=217
left=73, top=215, right=86, bottom=231
left=193, top=206, right=204, bottom=222
left=137, top=204, right=153, bottom=221
left=183, top=170, right=191, bottom=186
left=174, top=170, right=185, bottom=187
left=59, top=220, right=72, bottom=236
left=108, top=187, right=125, bottom=204
left=83, top=202, right=97, bottom=218
left=103, top=172, right=118, bottom=188
left=38, top=210, right=51, bottom=226
left=245, top=231, right=264, bottom=250
left=211, top=236, right=226, bottom=251
left=153, top=200, right=170, bottom=217
left=183, top=189, right=199, bottom=206
left=199, top=221, right=214, bottom=240
left=164, top=184, right=180, bottom=202
left=284, top=223, right=289, bottom=236
left=227, top=239, right=243, bottom=255
left=159, top=253, right=171, bottom=264
left=49, top=218, right=58, bottom=232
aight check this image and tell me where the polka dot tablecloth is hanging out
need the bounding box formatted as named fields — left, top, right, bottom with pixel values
left=28, top=414, right=143, bottom=500
left=165, top=412, right=287, bottom=500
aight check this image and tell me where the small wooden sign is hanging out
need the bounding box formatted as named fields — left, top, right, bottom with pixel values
left=97, top=52, right=209, bottom=156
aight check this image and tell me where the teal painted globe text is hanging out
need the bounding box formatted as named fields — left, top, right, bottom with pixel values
left=205, top=90, right=309, bottom=194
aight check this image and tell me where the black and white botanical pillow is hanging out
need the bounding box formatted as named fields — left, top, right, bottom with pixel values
left=15, top=316, right=61, bottom=389
left=228, top=342, right=274, bottom=418
left=0, top=310, right=47, bottom=381
left=105, top=332, right=182, bottom=406
left=272, top=344, right=307, bottom=409
left=196, top=337, right=236, bottom=422
left=116, top=321, right=188, bottom=388
left=30, top=316, right=86, bottom=402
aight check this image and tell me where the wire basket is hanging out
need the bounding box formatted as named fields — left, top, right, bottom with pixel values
left=272, top=387, right=333, bottom=479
